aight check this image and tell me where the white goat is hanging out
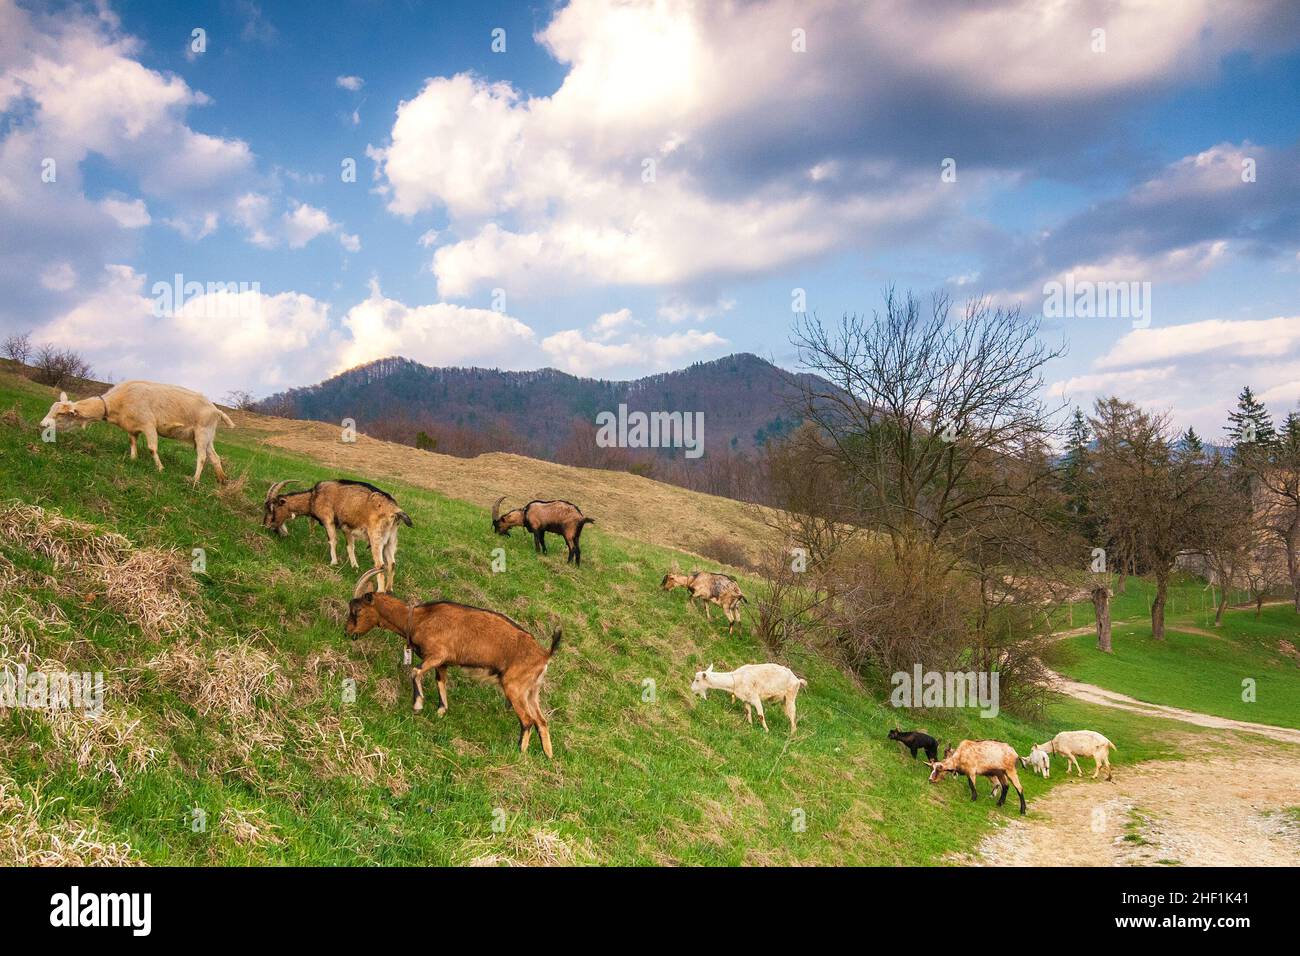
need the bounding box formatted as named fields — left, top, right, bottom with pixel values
left=690, top=663, right=807, bottom=733
left=1033, top=730, right=1116, bottom=780
left=40, top=381, right=234, bottom=484
left=1019, top=747, right=1051, bottom=778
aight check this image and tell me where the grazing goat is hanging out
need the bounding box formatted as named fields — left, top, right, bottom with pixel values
left=661, top=567, right=747, bottom=633
left=264, top=479, right=412, bottom=592
left=492, top=497, right=593, bottom=566
left=1020, top=747, right=1051, bottom=778
left=690, top=663, right=806, bottom=733
left=928, top=739, right=1026, bottom=814
left=346, top=568, right=561, bottom=757
left=1033, top=730, right=1115, bottom=781
left=888, top=728, right=939, bottom=761
left=39, top=381, right=234, bottom=484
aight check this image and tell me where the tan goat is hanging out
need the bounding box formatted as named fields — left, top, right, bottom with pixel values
left=661, top=568, right=747, bottom=633
left=264, top=479, right=412, bottom=592
left=928, top=739, right=1026, bottom=814
left=39, top=381, right=234, bottom=484
left=346, top=568, right=561, bottom=757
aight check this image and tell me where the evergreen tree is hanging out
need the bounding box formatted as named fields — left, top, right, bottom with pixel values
left=1180, top=426, right=1204, bottom=460
left=1224, top=386, right=1276, bottom=447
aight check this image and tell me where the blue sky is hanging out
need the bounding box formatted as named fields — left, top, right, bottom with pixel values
left=2, top=0, right=1299, bottom=436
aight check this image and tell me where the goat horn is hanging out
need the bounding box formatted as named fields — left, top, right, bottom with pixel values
left=491, top=495, right=506, bottom=521
left=352, top=567, right=384, bottom=599
left=265, top=479, right=294, bottom=503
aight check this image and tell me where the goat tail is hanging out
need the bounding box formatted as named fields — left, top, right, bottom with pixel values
left=581, top=516, right=596, bottom=526
left=798, top=678, right=808, bottom=689
left=548, top=627, right=563, bottom=656
left=397, top=511, right=414, bottom=527
left=1106, top=740, right=1117, bottom=751
left=218, top=409, right=235, bottom=428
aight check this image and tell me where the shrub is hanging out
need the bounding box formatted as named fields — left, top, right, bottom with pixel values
left=30, top=344, right=92, bottom=388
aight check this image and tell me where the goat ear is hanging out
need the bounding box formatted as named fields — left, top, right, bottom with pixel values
left=59, top=391, right=68, bottom=402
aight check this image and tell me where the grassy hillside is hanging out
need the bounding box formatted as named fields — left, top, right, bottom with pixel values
left=0, top=368, right=1214, bottom=865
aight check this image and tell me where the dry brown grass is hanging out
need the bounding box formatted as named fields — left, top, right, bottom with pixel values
left=148, top=638, right=287, bottom=722
left=0, top=774, right=141, bottom=866
left=218, top=805, right=284, bottom=847
left=227, top=409, right=780, bottom=565
left=289, top=714, right=409, bottom=796
left=0, top=500, right=203, bottom=638
left=464, top=827, right=595, bottom=866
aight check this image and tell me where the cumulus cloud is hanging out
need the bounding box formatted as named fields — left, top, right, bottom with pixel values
left=99, top=195, right=151, bottom=229
left=984, top=142, right=1300, bottom=305
left=233, top=194, right=359, bottom=251
left=0, top=2, right=254, bottom=330
left=368, top=0, right=1296, bottom=299
left=541, top=323, right=726, bottom=377
left=36, top=264, right=333, bottom=395
left=334, top=280, right=540, bottom=373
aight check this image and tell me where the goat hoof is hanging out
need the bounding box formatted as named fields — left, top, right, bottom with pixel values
left=436, top=707, right=447, bottom=716
left=413, top=701, right=423, bottom=713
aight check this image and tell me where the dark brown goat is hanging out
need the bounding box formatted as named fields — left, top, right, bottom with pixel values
left=492, top=497, right=594, bottom=566
left=927, top=739, right=1026, bottom=814
left=345, top=568, right=561, bottom=757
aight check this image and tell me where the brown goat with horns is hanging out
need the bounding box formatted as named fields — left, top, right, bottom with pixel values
left=345, top=568, right=561, bottom=757
left=492, top=497, right=594, bottom=566
left=264, top=479, right=412, bottom=592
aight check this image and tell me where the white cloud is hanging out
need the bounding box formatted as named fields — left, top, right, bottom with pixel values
left=590, top=308, right=634, bottom=340
left=232, top=194, right=356, bottom=251
left=336, top=75, right=364, bottom=91
left=1097, top=316, right=1300, bottom=370
left=36, top=264, right=333, bottom=395
left=541, top=325, right=726, bottom=377
left=334, top=280, right=539, bottom=373
left=99, top=195, right=151, bottom=229
left=369, top=0, right=1291, bottom=300
left=282, top=202, right=335, bottom=248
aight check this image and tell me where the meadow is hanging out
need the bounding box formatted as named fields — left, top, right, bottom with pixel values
left=0, top=366, right=1263, bottom=865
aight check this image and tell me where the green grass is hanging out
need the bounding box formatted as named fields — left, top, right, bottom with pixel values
left=0, top=369, right=1254, bottom=864
left=1049, top=557, right=1300, bottom=730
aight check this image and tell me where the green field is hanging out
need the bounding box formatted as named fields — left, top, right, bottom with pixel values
left=0, top=368, right=1245, bottom=864
left=1052, top=606, right=1300, bottom=730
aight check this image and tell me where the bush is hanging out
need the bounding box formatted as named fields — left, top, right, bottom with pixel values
left=694, top=533, right=752, bottom=570
left=31, top=344, right=93, bottom=388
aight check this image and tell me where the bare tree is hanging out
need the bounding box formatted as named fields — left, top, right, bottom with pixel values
left=1088, top=398, right=1224, bottom=640
left=792, top=289, right=1066, bottom=569
left=223, top=389, right=259, bottom=411
left=30, top=344, right=93, bottom=388
left=2, top=331, right=32, bottom=364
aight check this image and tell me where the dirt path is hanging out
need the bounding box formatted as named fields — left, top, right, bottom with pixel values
left=1047, top=669, right=1300, bottom=744
left=976, top=742, right=1300, bottom=866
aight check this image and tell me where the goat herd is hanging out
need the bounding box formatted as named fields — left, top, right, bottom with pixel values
left=39, top=380, right=1119, bottom=814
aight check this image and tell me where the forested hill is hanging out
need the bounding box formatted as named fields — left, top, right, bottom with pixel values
left=256, top=352, right=822, bottom=462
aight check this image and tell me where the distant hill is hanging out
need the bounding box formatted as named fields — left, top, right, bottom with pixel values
left=257, top=353, right=825, bottom=467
